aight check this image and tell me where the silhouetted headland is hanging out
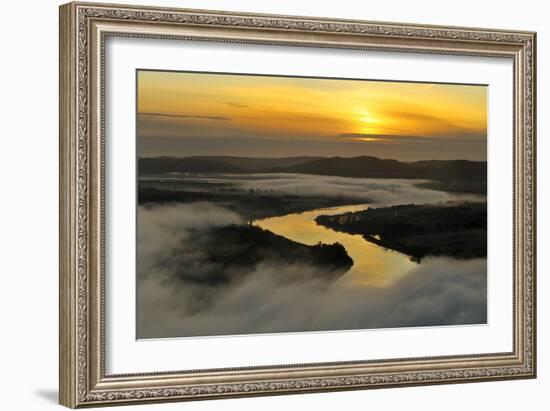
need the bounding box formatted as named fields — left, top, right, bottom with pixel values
left=316, top=202, right=486, bottom=261
left=172, top=224, right=353, bottom=286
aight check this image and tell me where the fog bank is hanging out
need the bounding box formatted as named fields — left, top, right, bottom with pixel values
left=137, top=203, right=486, bottom=338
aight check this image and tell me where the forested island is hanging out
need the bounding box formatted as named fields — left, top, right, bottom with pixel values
left=316, top=202, right=486, bottom=261
left=166, top=224, right=353, bottom=286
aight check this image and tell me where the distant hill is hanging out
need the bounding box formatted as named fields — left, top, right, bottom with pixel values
left=138, top=155, right=486, bottom=186
left=138, top=156, right=324, bottom=175
left=138, top=157, right=246, bottom=174
left=191, top=156, right=324, bottom=172
left=267, top=156, right=486, bottom=182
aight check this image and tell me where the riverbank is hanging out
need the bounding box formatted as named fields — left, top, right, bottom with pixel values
left=138, top=181, right=368, bottom=221
left=315, top=202, right=486, bottom=261
left=138, top=174, right=484, bottom=286
left=253, top=204, right=417, bottom=286
left=184, top=224, right=353, bottom=286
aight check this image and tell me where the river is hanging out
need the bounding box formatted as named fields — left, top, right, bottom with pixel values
left=253, top=204, right=417, bottom=287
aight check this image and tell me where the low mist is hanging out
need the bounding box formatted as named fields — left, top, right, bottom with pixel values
left=229, top=173, right=485, bottom=205
left=137, top=203, right=486, bottom=338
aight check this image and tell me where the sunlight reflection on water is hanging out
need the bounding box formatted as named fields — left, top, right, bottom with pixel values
left=254, top=204, right=417, bottom=287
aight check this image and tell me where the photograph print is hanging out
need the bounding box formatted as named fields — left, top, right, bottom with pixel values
left=136, top=70, right=487, bottom=339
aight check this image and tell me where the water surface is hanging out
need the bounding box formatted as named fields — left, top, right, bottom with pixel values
left=254, top=204, right=417, bottom=287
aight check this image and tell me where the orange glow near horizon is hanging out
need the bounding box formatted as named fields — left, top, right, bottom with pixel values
left=137, top=70, right=487, bottom=159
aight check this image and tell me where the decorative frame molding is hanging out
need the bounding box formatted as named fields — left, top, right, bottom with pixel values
left=59, top=2, right=536, bottom=408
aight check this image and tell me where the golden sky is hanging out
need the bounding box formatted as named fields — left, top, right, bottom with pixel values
left=137, top=70, right=487, bottom=161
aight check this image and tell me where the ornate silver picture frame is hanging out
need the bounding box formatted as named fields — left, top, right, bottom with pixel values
left=59, top=1, right=536, bottom=408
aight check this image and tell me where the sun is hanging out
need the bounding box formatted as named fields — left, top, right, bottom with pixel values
left=353, top=107, right=383, bottom=135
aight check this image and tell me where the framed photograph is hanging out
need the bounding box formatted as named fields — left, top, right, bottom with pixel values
left=59, top=2, right=537, bottom=408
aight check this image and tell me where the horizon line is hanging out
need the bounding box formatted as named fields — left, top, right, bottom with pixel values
left=137, top=155, right=487, bottom=163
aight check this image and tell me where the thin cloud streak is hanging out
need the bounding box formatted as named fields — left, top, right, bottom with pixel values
left=139, top=112, right=231, bottom=121
left=338, top=133, right=486, bottom=145
left=224, top=102, right=249, bottom=108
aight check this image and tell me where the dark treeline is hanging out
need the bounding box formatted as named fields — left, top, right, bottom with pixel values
left=138, top=186, right=365, bottom=221
left=316, top=202, right=487, bottom=261
left=138, top=155, right=487, bottom=193
left=162, top=224, right=353, bottom=287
